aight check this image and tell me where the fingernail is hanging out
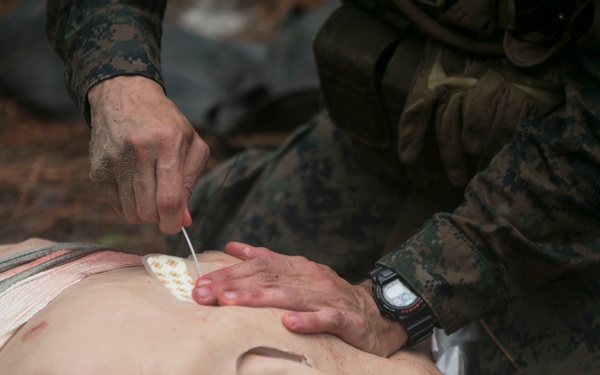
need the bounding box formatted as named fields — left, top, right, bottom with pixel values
left=195, top=287, right=212, bottom=298
left=287, top=314, right=299, bottom=328
left=223, top=292, right=237, bottom=301
left=243, top=247, right=254, bottom=256
left=196, top=279, right=212, bottom=286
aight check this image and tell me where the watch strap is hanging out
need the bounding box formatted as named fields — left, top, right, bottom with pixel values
left=370, top=266, right=435, bottom=347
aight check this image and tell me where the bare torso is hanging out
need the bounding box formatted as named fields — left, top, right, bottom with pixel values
left=0, top=240, right=440, bottom=375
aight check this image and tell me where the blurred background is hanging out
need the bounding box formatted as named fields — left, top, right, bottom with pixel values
left=0, top=0, right=335, bottom=253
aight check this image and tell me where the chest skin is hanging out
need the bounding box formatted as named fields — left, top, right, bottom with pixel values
left=0, top=252, right=439, bottom=375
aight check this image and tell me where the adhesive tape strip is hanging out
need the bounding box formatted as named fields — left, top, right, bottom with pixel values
left=142, top=254, right=199, bottom=303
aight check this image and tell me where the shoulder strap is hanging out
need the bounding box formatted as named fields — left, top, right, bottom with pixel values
left=0, top=243, right=132, bottom=292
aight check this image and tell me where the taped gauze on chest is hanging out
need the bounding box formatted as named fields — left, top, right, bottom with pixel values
left=142, top=254, right=200, bottom=303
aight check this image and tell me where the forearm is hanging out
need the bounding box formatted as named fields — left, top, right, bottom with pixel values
left=379, top=69, right=600, bottom=333
left=46, top=0, right=167, bottom=123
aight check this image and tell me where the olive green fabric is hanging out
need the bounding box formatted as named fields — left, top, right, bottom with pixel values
left=168, top=115, right=410, bottom=281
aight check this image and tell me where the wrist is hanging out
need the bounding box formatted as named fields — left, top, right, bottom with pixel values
left=369, top=266, right=436, bottom=348
left=357, top=280, right=408, bottom=356
left=88, top=75, right=164, bottom=106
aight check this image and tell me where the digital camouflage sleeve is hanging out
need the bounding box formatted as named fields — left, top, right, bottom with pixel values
left=378, top=56, right=600, bottom=333
left=45, top=0, right=167, bottom=123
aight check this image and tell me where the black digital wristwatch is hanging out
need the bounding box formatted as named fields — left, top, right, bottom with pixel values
left=369, top=266, right=436, bottom=347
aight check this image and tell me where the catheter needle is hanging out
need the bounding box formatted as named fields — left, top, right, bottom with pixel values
left=180, top=154, right=240, bottom=279
left=181, top=226, right=202, bottom=278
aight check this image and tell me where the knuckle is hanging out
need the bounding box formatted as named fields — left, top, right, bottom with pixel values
left=257, top=272, right=280, bottom=286
left=153, top=128, right=177, bottom=144
left=153, top=125, right=188, bottom=148
left=156, top=190, right=181, bottom=213
left=286, top=289, right=308, bottom=309
left=133, top=147, right=154, bottom=163
left=245, top=289, right=266, bottom=304
left=327, top=310, right=345, bottom=330
left=302, top=259, right=327, bottom=275
left=137, top=208, right=159, bottom=222
left=196, top=140, right=210, bottom=159
left=182, top=183, right=195, bottom=199
left=318, top=277, right=338, bottom=291
left=293, top=254, right=309, bottom=263
left=122, top=127, right=172, bottom=153
left=248, top=258, right=269, bottom=274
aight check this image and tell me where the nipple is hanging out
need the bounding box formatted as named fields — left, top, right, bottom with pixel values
left=142, top=254, right=200, bottom=303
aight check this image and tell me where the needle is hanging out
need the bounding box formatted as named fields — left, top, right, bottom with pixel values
left=181, top=226, right=202, bottom=278
left=179, top=154, right=240, bottom=279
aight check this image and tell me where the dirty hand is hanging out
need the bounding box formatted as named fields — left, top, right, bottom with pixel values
left=87, top=76, right=210, bottom=234
left=193, top=242, right=408, bottom=357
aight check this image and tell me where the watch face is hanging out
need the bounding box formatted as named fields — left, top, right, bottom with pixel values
left=382, top=279, right=418, bottom=308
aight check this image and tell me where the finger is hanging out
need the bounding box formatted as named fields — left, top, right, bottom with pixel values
left=115, top=167, right=143, bottom=224
left=194, top=258, right=272, bottom=288
left=195, top=260, right=335, bottom=310
left=194, top=276, right=310, bottom=310
left=203, top=255, right=308, bottom=287
left=181, top=135, right=209, bottom=229
left=155, top=146, right=186, bottom=234
left=282, top=309, right=350, bottom=335
left=132, top=158, right=159, bottom=222
left=182, top=135, right=209, bottom=203
left=182, top=207, right=192, bottom=228
left=100, top=143, right=143, bottom=224
left=224, top=242, right=283, bottom=261
left=192, top=278, right=219, bottom=305
left=196, top=254, right=320, bottom=301
left=89, top=169, right=122, bottom=214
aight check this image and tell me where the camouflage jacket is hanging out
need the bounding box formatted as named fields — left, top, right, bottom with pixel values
left=377, top=0, right=600, bottom=333
left=378, top=64, right=600, bottom=332
left=46, top=0, right=167, bottom=123
left=46, top=0, right=600, bottom=334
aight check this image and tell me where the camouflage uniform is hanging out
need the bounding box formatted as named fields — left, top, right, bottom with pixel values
left=46, top=0, right=166, bottom=123
left=47, top=0, right=600, bottom=373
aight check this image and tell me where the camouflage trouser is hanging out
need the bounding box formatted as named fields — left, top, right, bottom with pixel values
left=435, top=269, right=600, bottom=375
left=168, top=113, right=410, bottom=281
